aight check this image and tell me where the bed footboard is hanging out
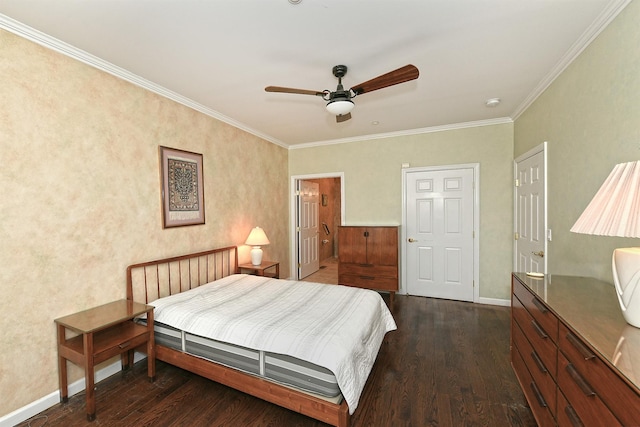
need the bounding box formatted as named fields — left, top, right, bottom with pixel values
left=156, top=344, right=350, bottom=427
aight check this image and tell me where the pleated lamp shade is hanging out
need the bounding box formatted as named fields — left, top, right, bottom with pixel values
left=571, top=161, right=640, bottom=328
left=570, top=161, right=640, bottom=237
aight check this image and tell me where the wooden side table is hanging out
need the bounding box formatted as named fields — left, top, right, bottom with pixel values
left=238, top=260, right=280, bottom=279
left=54, top=300, right=155, bottom=421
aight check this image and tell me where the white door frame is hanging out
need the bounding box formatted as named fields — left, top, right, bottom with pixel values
left=290, top=172, right=345, bottom=280
left=401, top=163, right=480, bottom=302
left=513, top=142, right=548, bottom=273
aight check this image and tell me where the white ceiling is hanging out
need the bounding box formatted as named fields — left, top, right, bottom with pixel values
left=0, top=0, right=630, bottom=148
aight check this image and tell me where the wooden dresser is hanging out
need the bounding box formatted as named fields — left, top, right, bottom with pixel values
left=511, top=273, right=640, bottom=426
left=338, top=226, right=399, bottom=303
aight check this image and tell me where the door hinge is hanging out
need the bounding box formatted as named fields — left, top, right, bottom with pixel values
left=472, top=230, right=475, bottom=238
left=514, top=232, right=519, bottom=240
left=298, top=263, right=301, bottom=268
left=515, top=179, right=520, bottom=187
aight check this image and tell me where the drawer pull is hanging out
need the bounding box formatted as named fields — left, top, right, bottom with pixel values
left=359, top=276, right=375, bottom=280
left=566, top=364, right=596, bottom=397
left=564, top=404, right=584, bottom=427
left=531, top=320, right=548, bottom=339
left=529, top=381, right=547, bottom=408
left=531, top=351, right=547, bottom=374
left=531, top=297, right=548, bottom=314
left=118, top=341, right=132, bottom=349
left=566, top=332, right=596, bottom=360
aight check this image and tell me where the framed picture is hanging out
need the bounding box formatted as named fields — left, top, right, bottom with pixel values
left=159, top=146, right=205, bottom=228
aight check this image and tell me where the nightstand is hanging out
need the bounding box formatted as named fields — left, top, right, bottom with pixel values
left=54, top=299, right=155, bottom=421
left=238, top=260, right=280, bottom=279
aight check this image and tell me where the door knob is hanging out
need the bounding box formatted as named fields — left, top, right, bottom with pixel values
left=532, top=251, right=544, bottom=257
left=408, top=238, right=417, bottom=243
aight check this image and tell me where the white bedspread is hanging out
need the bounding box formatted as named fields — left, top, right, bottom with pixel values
left=149, top=274, right=397, bottom=414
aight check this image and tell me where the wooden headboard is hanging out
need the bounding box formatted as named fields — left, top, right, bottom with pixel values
left=126, top=246, right=238, bottom=304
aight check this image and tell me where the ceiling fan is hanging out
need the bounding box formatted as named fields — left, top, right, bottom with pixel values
left=265, top=64, right=419, bottom=123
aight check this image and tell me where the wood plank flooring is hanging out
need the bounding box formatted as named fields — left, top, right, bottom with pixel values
left=19, top=295, right=535, bottom=427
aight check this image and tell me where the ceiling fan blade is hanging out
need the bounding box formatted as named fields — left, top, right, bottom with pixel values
left=265, top=86, right=325, bottom=97
left=336, top=112, right=352, bottom=123
left=351, top=64, right=419, bottom=95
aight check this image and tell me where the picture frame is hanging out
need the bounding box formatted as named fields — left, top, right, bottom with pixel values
left=159, top=146, right=205, bottom=228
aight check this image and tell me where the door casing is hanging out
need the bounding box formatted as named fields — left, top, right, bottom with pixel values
left=513, top=142, right=548, bottom=274
left=290, top=172, right=345, bottom=280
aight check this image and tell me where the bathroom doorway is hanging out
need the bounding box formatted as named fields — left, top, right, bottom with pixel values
left=290, top=173, right=344, bottom=283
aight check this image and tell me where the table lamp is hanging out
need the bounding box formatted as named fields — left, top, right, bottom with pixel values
left=245, top=227, right=270, bottom=265
left=571, top=161, right=640, bottom=328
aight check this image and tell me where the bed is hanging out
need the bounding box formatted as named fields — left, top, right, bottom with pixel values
left=126, top=246, right=396, bottom=427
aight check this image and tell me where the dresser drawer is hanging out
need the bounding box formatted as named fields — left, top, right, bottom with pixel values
left=558, top=352, right=621, bottom=427
left=512, top=294, right=557, bottom=377
left=512, top=341, right=556, bottom=427
left=557, top=390, right=585, bottom=427
left=338, top=273, right=398, bottom=291
left=558, top=323, right=640, bottom=426
left=513, top=277, right=558, bottom=343
left=512, top=318, right=557, bottom=415
left=338, top=263, right=397, bottom=278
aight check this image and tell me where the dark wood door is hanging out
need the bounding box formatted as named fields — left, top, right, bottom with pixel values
left=366, top=227, right=398, bottom=266
left=338, top=226, right=367, bottom=264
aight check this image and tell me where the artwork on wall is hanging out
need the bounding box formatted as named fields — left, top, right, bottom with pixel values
left=159, top=146, right=205, bottom=228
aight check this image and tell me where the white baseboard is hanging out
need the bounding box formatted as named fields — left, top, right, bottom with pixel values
left=477, top=296, right=511, bottom=307
left=398, top=290, right=511, bottom=307
left=0, top=353, right=147, bottom=427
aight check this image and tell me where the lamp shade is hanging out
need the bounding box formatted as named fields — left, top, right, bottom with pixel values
left=570, top=161, right=640, bottom=237
left=571, top=161, right=640, bottom=328
left=245, top=227, right=269, bottom=265
left=245, top=227, right=270, bottom=246
left=326, top=99, right=354, bottom=116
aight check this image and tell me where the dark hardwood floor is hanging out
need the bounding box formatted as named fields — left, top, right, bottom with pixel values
left=20, top=295, right=535, bottom=427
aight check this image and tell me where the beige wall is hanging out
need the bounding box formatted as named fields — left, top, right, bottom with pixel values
left=289, top=124, right=514, bottom=300
left=0, top=30, right=289, bottom=416
left=514, top=1, right=639, bottom=281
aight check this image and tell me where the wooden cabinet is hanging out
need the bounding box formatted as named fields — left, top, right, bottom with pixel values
left=511, top=273, right=640, bottom=426
left=338, top=226, right=398, bottom=303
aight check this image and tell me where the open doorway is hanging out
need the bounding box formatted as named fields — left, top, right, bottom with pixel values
left=290, top=173, right=344, bottom=283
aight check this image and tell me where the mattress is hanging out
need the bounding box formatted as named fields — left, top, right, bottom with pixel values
left=148, top=274, right=397, bottom=413
left=143, top=319, right=341, bottom=398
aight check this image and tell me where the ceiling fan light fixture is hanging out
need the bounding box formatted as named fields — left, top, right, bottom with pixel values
left=326, top=99, right=354, bottom=116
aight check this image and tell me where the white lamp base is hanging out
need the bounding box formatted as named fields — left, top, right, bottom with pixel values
left=612, top=247, right=640, bottom=328
left=250, top=246, right=263, bottom=266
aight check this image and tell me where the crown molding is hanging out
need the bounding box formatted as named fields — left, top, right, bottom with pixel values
left=3, top=0, right=629, bottom=150
left=511, top=0, right=631, bottom=120
left=288, top=117, right=514, bottom=150
left=0, top=14, right=288, bottom=149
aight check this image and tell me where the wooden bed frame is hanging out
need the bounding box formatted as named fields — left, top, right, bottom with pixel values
left=126, top=246, right=350, bottom=427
